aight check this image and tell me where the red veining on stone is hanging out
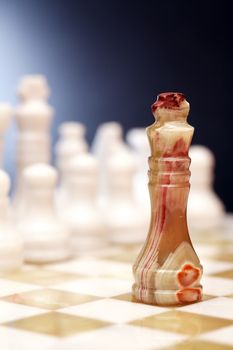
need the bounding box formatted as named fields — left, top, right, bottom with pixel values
left=139, top=136, right=190, bottom=302
left=151, top=92, right=185, bottom=113
left=177, top=264, right=201, bottom=287
left=177, top=287, right=202, bottom=303
left=163, top=138, right=188, bottom=158
left=140, top=198, right=161, bottom=301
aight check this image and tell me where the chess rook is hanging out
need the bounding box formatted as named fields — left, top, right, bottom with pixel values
left=132, top=92, right=203, bottom=306
left=0, top=170, right=23, bottom=271
left=17, top=164, right=71, bottom=263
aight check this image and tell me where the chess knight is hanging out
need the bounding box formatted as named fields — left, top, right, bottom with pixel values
left=132, top=92, right=203, bottom=305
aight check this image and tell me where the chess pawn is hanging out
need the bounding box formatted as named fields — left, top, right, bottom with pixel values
left=55, top=122, right=88, bottom=167
left=0, top=170, right=23, bottom=271
left=0, top=103, right=13, bottom=168
left=17, top=164, right=71, bottom=263
left=126, top=127, right=151, bottom=221
left=61, top=154, right=106, bottom=253
left=92, top=121, right=125, bottom=157
left=188, top=145, right=225, bottom=230
left=55, top=122, right=88, bottom=209
left=105, top=151, right=146, bottom=244
left=133, top=93, right=203, bottom=306
left=17, top=75, right=50, bottom=102
left=92, top=122, right=130, bottom=209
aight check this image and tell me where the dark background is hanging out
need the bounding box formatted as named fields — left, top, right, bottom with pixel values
left=0, top=0, right=232, bottom=210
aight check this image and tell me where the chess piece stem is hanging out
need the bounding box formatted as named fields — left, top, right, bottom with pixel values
left=132, top=92, right=203, bottom=305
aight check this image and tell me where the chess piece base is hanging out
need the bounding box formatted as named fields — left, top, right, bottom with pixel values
left=132, top=283, right=202, bottom=306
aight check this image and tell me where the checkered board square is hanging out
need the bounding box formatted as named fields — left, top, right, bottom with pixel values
left=0, top=229, right=233, bottom=350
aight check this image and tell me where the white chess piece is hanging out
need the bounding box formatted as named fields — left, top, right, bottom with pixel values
left=61, top=153, right=106, bottom=253
left=13, top=75, right=54, bottom=219
left=105, top=151, right=146, bottom=244
left=17, top=164, right=71, bottom=263
left=126, top=128, right=150, bottom=214
left=0, top=103, right=13, bottom=168
left=92, top=122, right=126, bottom=157
left=92, top=122, right=130, bottom=209
left=55, top=122, right=88, bottom=209
left=56, top=122, right=88, bottom=160
left=188, top=145, right=225, bottom=230
left=0, top=170, right=23, bottom=271
left=17, top=75, right=50, bottom=102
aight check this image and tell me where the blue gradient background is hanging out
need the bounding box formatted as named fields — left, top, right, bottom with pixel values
left=0, top=0, right=232, bottom=210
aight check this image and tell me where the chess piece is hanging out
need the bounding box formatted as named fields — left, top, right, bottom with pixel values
left=13, top=75, right=54, bottom=218
left=17, top=75, right=50, bottom=102
left=55, top=122, right=88, bottom=209
left=61, top=153, right=106, bottom=253
left=17, top=164, right=71, bottom=263
left=188, top=145, right=225, bottom=230
left=92, top=121, right=125, bottom=157
left=0, top=170, right=23, bottom=271
left=105, top=151, right=146, bottom=243
left=55, top=122, right=88, bottom=168
left=126, top=127, right=151, bottom=222
left=92, top=122, right=130, bottom=209
left=132, top=93, right=203, bottom=306
left=0, top=103, right=13, bottom=168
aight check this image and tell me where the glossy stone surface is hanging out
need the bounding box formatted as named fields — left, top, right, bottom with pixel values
left=132, top=92, right=203, bottom=306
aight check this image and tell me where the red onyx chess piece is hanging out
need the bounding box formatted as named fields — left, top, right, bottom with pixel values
left=132, top=92, right=203, bottom=306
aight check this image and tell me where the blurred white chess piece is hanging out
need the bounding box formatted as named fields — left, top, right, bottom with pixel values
left=17, top=164, right=71, bottom=263
left=188, top=145, right=225, bottom=230
left=92, top=121, right=126, bottom=156
left=61, top=153, right=106, bottom=254
left=0, top=103, right=13, bottom=168
left=126, top=127, right=150, bottom=223
left=13, top=75, right=54, bottom=219
left=0, top=170, right=23, bottom=271
left=55, top=122, right=88, bottom=209
left=92, top=121, right=130, bottom=209
left=105, top=151, right=146, bottom=244
left=17, top=74, right=50, bottom=102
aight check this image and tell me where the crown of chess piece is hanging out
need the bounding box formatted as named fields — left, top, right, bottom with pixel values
left=0, top=103, right=13, bottom=168
left=188, top=145, right=225, bottom=230
left=0, top=170, right=23, bottom=271
left=132, top=92, right=203, bottom=306
left=13, top=75, right=54, bottom=219
left=105, top=150, right=146, bottom=244
left=61, top=153, right=106, bottom=253
left=17, top=164, right=71, bottom=263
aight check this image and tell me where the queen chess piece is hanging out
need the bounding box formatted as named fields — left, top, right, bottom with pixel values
left=132, top=93, right=203, bottom=306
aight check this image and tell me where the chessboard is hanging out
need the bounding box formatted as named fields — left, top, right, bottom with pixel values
left=0, top=225, right=233, bottom=350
